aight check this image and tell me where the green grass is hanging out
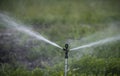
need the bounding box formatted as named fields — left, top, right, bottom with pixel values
left=0, top=0, right=120, bottom=24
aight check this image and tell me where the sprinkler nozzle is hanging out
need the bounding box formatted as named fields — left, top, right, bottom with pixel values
left=63, top=44, right=69, bottom=59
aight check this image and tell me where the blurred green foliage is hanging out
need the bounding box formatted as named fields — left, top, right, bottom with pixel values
left=0, top=0, right=120, bottom=76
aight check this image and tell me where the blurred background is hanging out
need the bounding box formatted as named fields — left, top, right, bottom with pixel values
left=0, top=0, right=120, bottom=76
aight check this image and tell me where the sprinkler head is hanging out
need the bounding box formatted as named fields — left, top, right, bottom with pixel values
left=63, top=44, right=69, bottom=59
left=63, top=44, right=69, bottom=51
left=65, top=44, right=69, bottom=49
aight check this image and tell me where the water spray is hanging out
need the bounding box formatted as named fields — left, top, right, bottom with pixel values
left=0, top=13, right=62, bottom=49
left=1, top=13, right=120, bottom=76
left=70, top=36, right=120, bottom=51
left=63, top=44, right=69, bottom=76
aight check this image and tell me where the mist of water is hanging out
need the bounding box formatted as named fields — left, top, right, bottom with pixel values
left=0, top=13, right=62, bottom=49
left=70, top=36, right=120, bottom=51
